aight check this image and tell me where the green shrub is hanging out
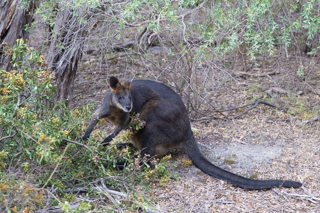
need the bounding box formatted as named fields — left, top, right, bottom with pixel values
left=0, top=39, right=174, bottom=212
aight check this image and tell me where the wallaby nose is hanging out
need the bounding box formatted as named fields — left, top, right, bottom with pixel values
left=126, top=105, right=131, bottom=111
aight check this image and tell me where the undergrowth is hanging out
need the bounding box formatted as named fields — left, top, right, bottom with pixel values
left=0, top=39, right=176, bottom=212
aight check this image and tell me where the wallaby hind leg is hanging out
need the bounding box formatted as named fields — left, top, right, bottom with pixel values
left=136, top=144, right=156, bottom=168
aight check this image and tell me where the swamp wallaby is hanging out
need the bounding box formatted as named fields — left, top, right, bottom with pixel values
left=82, top=76, right=302, bottom=190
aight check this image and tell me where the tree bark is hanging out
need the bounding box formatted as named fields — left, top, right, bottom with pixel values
left=46, top=4, right=87, bottom=105
left=0, top=0, right=35, bottom=70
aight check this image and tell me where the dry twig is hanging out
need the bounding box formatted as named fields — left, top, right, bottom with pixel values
left=42, top=145, right=69, bottom=189
left=0, top=133, right=16, bottom=142
left=233, top=99, right=283, bottom=119
left=233, top=70, right=280, bottom=77
left=62, top=138, right=94, bottom=154
left=273, top=189, right=320, bottom=204
left=215, top=200, right=235, bottom=204
left=62, top=138, right=110, bottom=164
left=299, top=116, right=319, bottom=125
left=91, top=178, right=126, bottom=213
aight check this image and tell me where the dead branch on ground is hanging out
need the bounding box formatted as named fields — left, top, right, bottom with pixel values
left=192, top=99, right=284, bottom=121
left=299, top=116, right=319, bottom=125
left=91, top=178, right=126, bottom=213
left=273, top=189, right=320, bottom=204
left=233, top=70, right=280, bottom=77
left=233, top=99, right=284, bottom=119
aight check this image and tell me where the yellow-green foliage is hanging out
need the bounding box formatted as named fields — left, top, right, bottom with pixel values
left=0, top=178, right=45, bottom=212
left=0, top=39, right=176, bottom=212
left=282, top=95, right=318, bottom=120
left=180, top=158, right=193, bottom=167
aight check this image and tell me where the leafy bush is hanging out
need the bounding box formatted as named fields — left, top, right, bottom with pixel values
left=198, top=0, right=320, bottom=61
left=0, top=39, right=175, bottom=212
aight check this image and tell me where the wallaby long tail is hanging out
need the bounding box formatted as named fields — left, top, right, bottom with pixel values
left=186, top=136, right=302, bottom=189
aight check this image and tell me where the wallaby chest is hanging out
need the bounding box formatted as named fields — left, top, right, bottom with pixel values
left=106, top=107, right=128, bottom=125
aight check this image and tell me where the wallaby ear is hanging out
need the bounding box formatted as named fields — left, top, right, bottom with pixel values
left=109, top=77, right=120, bottom=90
left=128, top=74, right=135, bottom=83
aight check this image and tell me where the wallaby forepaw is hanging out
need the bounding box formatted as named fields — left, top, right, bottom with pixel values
left=101, top=141, right=110, bottom=146
left=102, top=135, right=113, bottom=144
left=101, top=136, right=113, bottom=146
left=81, top=135, right=89, bottom=141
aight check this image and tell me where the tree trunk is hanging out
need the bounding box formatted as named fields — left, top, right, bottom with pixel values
left=0, top=0, right=35, bottom=70
left=46, top=4, right=87, bottom=105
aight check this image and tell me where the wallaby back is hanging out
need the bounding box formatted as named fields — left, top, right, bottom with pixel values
left=83, top=77, right=302, bottom=190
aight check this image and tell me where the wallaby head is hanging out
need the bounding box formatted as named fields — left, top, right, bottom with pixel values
left=110, top=76, right=133, bottom=113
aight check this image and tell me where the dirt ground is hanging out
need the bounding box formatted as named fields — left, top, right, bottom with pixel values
left=72, top=53, right=320, bottom=212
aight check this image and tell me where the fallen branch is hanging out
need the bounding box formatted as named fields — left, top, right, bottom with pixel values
left=273, top=189, right=320, bottom=204
left=99, top=178, right=127, bottom=198
left=265, top=87, right=290, bottom=98
left=233, top=70, right=280, bottom=77
left=145, top=209, right=165, bottom=213
left=306, top=84, right=320, bottom=96
left=63, top=186, right=89, bottom=193
left=93, top=185, right=120, bottom=205
left=233, top=99, right=283, bottom=119
left=272, top=189, right=289, bottom=201
left=64, top=184, right=127, bottom=198
left=191, top=98, right=283, bottom=121
left=215, top=200, right=235, bottom=204
left=112, top=39, right=135, bottom=51
left=106, top=52, right=137, bottom=61
left=267, top=87, right=289, bottom=94
left=91, top=178, right=126, bottom=213
left=309, top=89, right=320, bottom=96
left=299, top=116, right=319, bottom=125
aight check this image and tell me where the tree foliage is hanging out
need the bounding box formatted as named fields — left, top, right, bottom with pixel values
left=1, top=0, right=320, bottom=211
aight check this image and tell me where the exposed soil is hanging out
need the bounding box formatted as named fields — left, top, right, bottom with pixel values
left=71, top=53, right=320, bottom=212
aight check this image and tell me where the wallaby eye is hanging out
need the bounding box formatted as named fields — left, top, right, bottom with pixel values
left=118, top=96, right=122, bottom=100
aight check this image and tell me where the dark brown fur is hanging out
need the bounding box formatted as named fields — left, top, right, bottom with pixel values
left=82, top=77, right=302, bottom=190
